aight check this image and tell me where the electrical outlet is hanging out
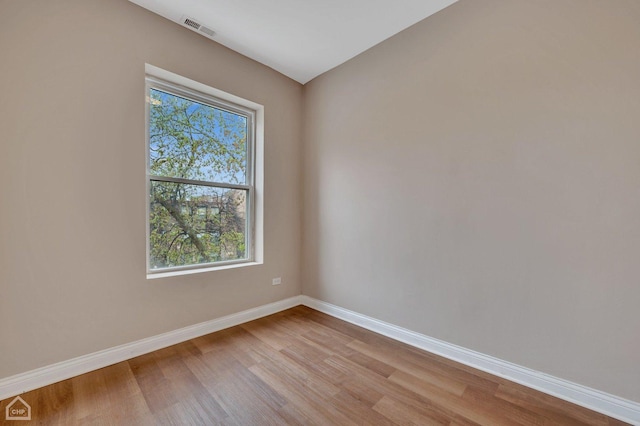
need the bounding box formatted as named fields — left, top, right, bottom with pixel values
left=272, top=277, right=282, bottom=285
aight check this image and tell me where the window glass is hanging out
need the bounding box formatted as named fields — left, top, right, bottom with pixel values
left=147, top=81, right=254, bottom=273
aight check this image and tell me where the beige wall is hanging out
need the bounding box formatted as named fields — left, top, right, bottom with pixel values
left=303, top=0, right=640, bottom=402
left=2, top=0, right=639, bottom=406
left=0, top=0, right=303, bottom=378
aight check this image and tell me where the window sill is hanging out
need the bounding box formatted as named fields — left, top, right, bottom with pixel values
left=147, top=261, right=262, bottom=280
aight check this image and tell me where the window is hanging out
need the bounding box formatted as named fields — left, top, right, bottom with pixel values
left=146, top=70, right=260, bottom=275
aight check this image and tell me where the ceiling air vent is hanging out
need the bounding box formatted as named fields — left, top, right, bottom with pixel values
left=183, top=18, right=201, bottom=30
left=180, top=15, right=216, bottom=40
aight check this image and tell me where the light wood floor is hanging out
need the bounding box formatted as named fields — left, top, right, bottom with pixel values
left=0, top=306, right=628, bottom=425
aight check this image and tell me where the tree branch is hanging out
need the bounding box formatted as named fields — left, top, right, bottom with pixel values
left=156, top=196, right=210, bottom=262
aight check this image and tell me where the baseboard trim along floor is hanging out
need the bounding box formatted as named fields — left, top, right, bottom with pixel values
left=300, top=296, right=640, bottom=425
left=0, top=294, right=638, bottom=424
left=0, top=296, right=304, bottom=402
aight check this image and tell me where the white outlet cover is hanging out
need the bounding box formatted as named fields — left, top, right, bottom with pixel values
left=272, top=277, right=282, bottom=285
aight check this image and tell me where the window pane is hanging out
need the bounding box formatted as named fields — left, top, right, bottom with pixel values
left=149, top=88, right=248, bottom=184
left=149, top=181, right=247, bottom=269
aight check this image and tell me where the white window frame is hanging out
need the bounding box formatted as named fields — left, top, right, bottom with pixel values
left=145, top=64, right=264, bottom=278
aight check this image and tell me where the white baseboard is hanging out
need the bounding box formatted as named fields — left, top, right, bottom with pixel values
left=2, top=294, right=638, bottom=425
left=300, top=296, right=640, bottom=425
left=0, top=295, right=303, bottom=402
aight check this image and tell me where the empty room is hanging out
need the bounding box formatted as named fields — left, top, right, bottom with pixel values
left=0, top=0, right=638, bottom=424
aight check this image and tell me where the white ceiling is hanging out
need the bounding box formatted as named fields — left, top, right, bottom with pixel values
left=128, top=0, right=458, bottom=84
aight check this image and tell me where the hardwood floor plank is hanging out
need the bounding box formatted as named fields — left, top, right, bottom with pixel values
left=388, top=369, right=521, bottom=426
left=275, top=402, right=316, bottom=426
left=193, top=347, right=288, bottom=425
left=373, top=395, right=449, bottom=426
left=99, top=363, right=154, bottom=425
left=341, top=378, right=385, bottom=407
left=323, top=355, right=466, bottom=425
left=208, top=366, right=287, bottom=425
left=249, top=359, right=356, bottom=425
left=345, top=350, right=398, bottom=378
left=301, top=329, right=359, bottom=357
left=0, top=307, right=629, bottom=425
left=70, top=367, right=110, bottom=423
left=240, top=317, right=298, bottom=351
left=495, top=383, right=611, bottom=426
left=128, top=353, right=179, bottom=415
left=155, top=355, right=230, bottom=421
left=327, top=390, right=398, bottom=426
left=348, top=339, right=469, bottom=396
left=462, top=385, right=548, bottom=426
left=376, top=340, right=502, bottom=395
